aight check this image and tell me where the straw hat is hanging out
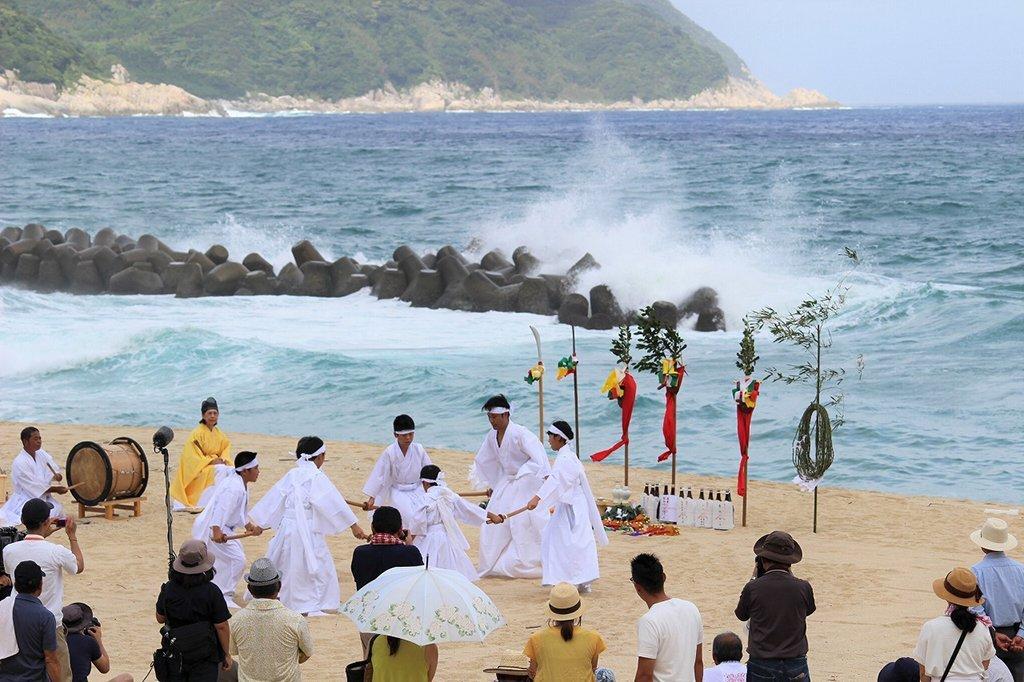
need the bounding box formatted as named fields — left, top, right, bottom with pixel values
left=173, top=539, right=215, bottom=575
left=932, top=567, right=984, bottom=607
left=482, top=651, right=530, bottom=677
left=970, top=518, right=1018, bottom=552
left=545, top=582, right=586, bottom=620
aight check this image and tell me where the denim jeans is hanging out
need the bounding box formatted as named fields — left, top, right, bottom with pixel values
left=747, top=657, right=810, bottom=681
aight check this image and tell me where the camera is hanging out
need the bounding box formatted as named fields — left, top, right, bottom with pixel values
left=54, top=518, right=67, bottom=529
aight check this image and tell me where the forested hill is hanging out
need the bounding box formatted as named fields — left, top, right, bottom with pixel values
left=0, top=1, right=103, bottom=87
left=7, top=0, right=742, bottom=101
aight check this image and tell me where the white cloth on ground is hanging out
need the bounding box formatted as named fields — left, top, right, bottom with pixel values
left=362, top=441, right=431, bottom=528
left=192, top=466, right=250, bottom=599
left=535, top=445, right=608, bottom=587
left=0, top=449, right=63, bottom=525
left=249, top=460, right=357, bottom=614
left=411, top=484, right=487, bottom=581
left=472, top=421, right=551, bottom=579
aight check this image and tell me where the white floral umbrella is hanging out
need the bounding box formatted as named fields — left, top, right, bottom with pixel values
left=341, top=565, right=505, bottom=645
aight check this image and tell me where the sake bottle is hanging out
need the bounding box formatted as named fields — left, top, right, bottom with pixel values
left=642, top=483, right=651, bottom=515
left=722, top=490, right=736, bottom=530
left=695, top=488, right=709, bottom=529
left=650, top=484, right=661, bottom=520
left=659, top=484, right=676, bottom=524
left=712, top=490, right=726, bottom=530
left=681, top=487, right=695, bottom=527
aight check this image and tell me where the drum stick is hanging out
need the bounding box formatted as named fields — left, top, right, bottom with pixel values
left=222, top=531, right=257, bottom=541
left=346, top=499, right=376, bottom=510
left=65, top=483, right=86, bottom=491
left=503, top=504, right=530, bottom=520
left=46, top=463, right=61, bottom=478
left=454, top=490, right=490, bottom=498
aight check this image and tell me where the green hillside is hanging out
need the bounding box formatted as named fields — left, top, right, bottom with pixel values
left=10, top=0, right=732, bottom=101
left=0, top=0, right=104, bottom=87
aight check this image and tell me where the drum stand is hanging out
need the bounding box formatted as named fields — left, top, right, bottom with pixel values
left=156, top=443, right=173, bottom=566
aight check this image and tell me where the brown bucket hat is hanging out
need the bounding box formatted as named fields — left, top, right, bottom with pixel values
left=753, top=530, right=803, bottom=565
left=173, top=539, right=215, bottom=575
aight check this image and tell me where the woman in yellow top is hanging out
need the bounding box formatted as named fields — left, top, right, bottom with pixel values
left=370, top=634, right=438, bottom=682
left=524, top=583, right=609, bottom=682
left=170, top=397, right=231, bottom=509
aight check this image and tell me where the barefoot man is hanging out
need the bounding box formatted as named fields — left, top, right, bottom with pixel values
left=171, top=397, right=231, bottom=511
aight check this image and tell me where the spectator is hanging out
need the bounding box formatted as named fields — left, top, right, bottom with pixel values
left=229, top=558, right=312, bottom=682
left=523, top=582, right=610, bottom=682
left=914, top=567, right=994, bottom=681
left=369, top=635, right=437, bottom=682
left=351, top=506, right=423, bottom=654
left=970, top=518, right=1024, bottom=681
left=62, top=602, right=133, bottom=682
left=704, top=632, right=746, bottom=682
left=876, top=657, right=918, bottom=681
left=156, top=539, right=232, bottom=681
left=0, top=560, right=60, bottom=681
left=630, top=553, right=704, bottom=682
left=735, top=531, right=814, bottom=681
left=3, top=497, right=85, bottom=682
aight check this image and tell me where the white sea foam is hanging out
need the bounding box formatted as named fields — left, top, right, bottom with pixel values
left=1, top=108, right=52, bottom=118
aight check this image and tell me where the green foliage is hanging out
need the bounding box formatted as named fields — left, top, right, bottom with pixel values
left=736, top=318, right=759, bottom=376
left=609, top=323, right=633, bottom=368
left=10, top=0, right=729, bottom=100
left=634, top=305, right=686, bottom=375
left=0, top=1, right=104, bottom=87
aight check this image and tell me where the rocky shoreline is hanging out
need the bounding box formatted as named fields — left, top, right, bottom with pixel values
left=0, top=223, right=725, bottom=332
left=0, top=66, right=838, bottom=118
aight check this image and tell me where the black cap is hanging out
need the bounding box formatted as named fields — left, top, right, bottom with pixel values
left=14, top=560, right=45, bottom=582
left=21, top=498, right=52, bottom=529
left=877, top=657, right=919, bottom=682
left=201, top=397, right=219, bottom=414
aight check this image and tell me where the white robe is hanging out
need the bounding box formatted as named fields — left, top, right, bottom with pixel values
left=192, top=466, right=249, bottom=603
left=362, top=441, right=431, bottom=529
left=249, top=460, right=357, bottom=614
left=536, top=445, right=608, bottom=587
left=472, top=421, right=551, bottom=579
left=0, top=449, right=63, bottom=525
left=410, top=485, right=487, bottom=581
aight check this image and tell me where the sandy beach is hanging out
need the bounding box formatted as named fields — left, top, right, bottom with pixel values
left=0, top=420, right=1008, bottom=681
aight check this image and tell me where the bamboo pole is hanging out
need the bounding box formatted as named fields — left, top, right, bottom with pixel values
left=742, top=469, right=748, bottom=527
left=572, top=326, right=580, bottom=458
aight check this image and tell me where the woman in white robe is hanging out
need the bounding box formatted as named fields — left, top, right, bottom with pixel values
left=410, top=465, right=503, bottom=581
left=0, top=428, right=65, bottom=525
left=528, top=421, right=608, bottom=590
left=473, top=395, right=551, bottom=579
left=191, top=451, right=262, bottom=608
left=362, top=414, right=431, bottom=532
left=249, top=437, right=367, bottom=615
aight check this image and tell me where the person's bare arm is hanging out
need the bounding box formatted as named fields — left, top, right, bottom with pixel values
left=65, top=517, right=84, bottom=573
left=635, top=657, right=656, bottom=682
left=44, top=649, right=61, bottom=682
left=155, top=611, right=166, bottom=624
left=693, top=643, right=703, bottom=681
left=920, top=662, right=931, bottom=682
left=424, top=643, right=438, bottom=681
left=591, top=653, right=600, bottom=671
left=91, top=627, right=111, bottom=673
left=214, top=621, right=232, bottom=670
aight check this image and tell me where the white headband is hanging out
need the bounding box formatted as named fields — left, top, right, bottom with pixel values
left=394, top=430, right=414, bottom=435
left=235, top=457, right=259, bottom=472
left=421, top=471, right=446, bottom=485
left=297, top=444, right=326, bottom=461
left=487, top=407, right=510, bottom=415
left=546, top=424, right=572, bottom=442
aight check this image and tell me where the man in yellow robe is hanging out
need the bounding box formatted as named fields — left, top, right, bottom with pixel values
left=171, top=397, right=231, bottom=510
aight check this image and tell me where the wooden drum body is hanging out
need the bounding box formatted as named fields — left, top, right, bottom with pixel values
left=66, top=437, right=149, bottom=507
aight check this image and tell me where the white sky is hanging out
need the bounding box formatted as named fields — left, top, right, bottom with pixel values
left=674, top=0, right=1024, bottom=105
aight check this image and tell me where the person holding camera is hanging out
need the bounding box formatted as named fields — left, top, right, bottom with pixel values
left=3, top=497, right=85, bottom=682
left=62, top=602, right=133, bottom=682
left=734, top=531, right=816, bottom=681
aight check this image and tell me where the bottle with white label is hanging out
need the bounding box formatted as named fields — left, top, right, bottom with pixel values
left=659, top=485, right=678, bottom=524
left=722, top=490, right=736, bottom=530
left=711, top=490, right=726, bottom=530
left=641, top=483, right=651, bottom=516
left=681, top=487, right=695, bottom=527
left=695, top=489, right=709, bottom=528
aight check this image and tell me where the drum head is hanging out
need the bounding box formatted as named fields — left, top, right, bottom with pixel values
left=66, top=441, right=112, bottom=507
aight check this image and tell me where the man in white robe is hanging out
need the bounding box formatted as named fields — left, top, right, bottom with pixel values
left=362, top=414, right=431, bottom=534
left=527, top=421, right=608, bottom=591
left=249, top=436, right=367, bottom=616
left=191, top=451, right=262, bottom=608
left=0, top=427, right=66, bottom=525
left=410, top=465, right=503, bottom=581
left=473, top=395, right=551, bottom=579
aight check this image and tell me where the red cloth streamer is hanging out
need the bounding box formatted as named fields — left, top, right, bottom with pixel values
left=590, top=373, right=637, bottom=462
left=736, top=405, right=753, bottom=496
left=656, top=384, right=680, bottom=462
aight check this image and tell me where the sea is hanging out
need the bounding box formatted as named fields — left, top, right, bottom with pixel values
left=0, top=106, right=1021, bottom=502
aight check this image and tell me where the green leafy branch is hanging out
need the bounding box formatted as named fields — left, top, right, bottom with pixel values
left=736, top=318, right=759, bottom=376
left=609, top=323, right=633, bottom=368
left=634, top=305, right=686, bottom=376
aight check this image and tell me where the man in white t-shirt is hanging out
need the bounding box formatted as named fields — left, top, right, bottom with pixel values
left=631, top=552, right=703, bottom=682
left=3, top=497, right=85, bottom=682
left=704, top=631, right=746, bottom=682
